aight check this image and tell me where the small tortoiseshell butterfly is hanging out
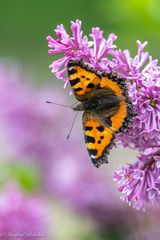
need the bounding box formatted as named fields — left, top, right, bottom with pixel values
left=67, top=59, right=135, bottom=168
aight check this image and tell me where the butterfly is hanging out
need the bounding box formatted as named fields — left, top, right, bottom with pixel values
left=67, top=59, right=135, bottom=168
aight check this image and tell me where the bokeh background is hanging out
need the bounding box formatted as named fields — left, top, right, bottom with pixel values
left=0, top=0, right=160, bottom=239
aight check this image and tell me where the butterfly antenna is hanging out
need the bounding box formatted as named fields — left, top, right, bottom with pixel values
left=46, top=101, right=71, bottom=108
left=67, top=111, right=78, bottom=140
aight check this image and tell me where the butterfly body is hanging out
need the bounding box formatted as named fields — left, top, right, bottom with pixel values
left=68, top=60, right=135, bottom=167
left=73, top=94, right=123, bottom=114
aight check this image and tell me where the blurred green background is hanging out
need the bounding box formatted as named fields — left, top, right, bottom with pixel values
left=1, top=0, right=160, bottom=84
left=1, top=1, right=160, bottom=239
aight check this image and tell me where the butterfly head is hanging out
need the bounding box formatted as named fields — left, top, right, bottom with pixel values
left=72, top=102, right=84, bottom=111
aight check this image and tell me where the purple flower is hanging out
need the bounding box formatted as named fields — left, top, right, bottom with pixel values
left=114, top=41, right=160, bottom=152
left=118, top=77, right=160, bottom=151
left=0, top=184, right=49, bottom=239
left=113, top=41, right=149, bottom=81
left=113, top=149, right=160, bottom=210
left=47, top=20, right=160, bottom=210
left=89, top=28, right=117, bottom=71
left=47, top=19, right=117, bottom=85
left=47, top=20, right=91, bottom=84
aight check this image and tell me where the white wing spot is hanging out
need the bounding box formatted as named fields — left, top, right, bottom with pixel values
left=68, top=67, right=74, bottom=71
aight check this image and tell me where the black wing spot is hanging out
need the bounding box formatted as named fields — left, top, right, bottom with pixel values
left=87, top=83, right=95, bottom=88
left=86, top=77, right=90, bottom=80
left=70, top=78, right=80, bottom=87
left=68, top=68, right=77, bottom=75
left=74, top=87, right=83, bottom=92
left=81, top=75, right=85, bottom=78
left=88, top=149, right=98, bottom=156
left=97, top=140, right=101, bottom=144
left=85, top=135, right=95, bottom=143
left=96, top=126, right=105, bottom=132
left=85, top=126, right=93, bottom=131
left=100, top=136, right=104, bottom=140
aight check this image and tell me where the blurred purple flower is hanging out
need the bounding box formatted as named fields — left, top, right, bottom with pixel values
left=0, top=61, right=69, bottom=165
left=114, top=149, right=160, bottom=210
left=128, top=206, right=160, bottom=240
left=48, top=146, right=139, bottom=232
left=0, top=184, right=48, bottom=239
left=0, top=61, right=75, bottom=199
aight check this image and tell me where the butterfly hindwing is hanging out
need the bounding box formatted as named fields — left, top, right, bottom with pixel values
left=83, top=112, right=115, bottom=168
left=99, top=74, right=134, bottom=132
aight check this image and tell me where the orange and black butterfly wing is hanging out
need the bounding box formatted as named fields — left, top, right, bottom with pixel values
left=83, top=112, right=115, bottom=168
left=67, top=60, right=102, bottom=101
left=99, top=73, right=135, bottom=133
left=68, top=60, right=134, bottom=133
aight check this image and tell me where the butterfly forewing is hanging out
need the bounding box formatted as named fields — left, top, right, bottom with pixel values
left=68, top=60, right=101, bottom=101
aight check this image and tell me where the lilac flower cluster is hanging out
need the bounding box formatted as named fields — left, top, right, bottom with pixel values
left=115, top=44, right=160, bottom=150
left=47, top=19, right=117, bottom=86
left=47, top=20, right=160, bottom=209
left=113, top=149, right=160, bottom=210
